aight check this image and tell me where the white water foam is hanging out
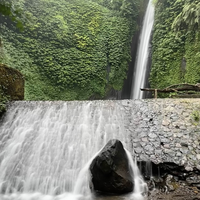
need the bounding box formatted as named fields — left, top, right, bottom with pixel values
left=0, top=101, right=147, bottom=200
left=125, top=150, right=148, bottom=200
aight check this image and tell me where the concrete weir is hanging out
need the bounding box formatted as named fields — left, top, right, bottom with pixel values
left=1, top=98, right=200, bottom=196
left=2, top=98, right=200, bottom=170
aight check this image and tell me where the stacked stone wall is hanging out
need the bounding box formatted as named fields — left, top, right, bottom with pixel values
left=121, top=99, right=200, bottom=171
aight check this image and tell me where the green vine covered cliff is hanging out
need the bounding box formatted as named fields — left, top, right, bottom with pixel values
left=150, top=0, right=200, bottom=96
left=0, top=0, right=143, bottom=100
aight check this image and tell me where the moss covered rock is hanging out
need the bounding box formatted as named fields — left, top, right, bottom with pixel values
left=0, top=63, right=24, bottom=100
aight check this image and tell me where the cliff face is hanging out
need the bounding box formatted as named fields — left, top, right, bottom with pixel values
left=0, top=63, right=24, bottom=100
left=150, top=0, right=200, bottom=96
left=0, top=0, right=144, bottom=101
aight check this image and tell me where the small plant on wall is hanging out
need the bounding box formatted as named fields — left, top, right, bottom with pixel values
left=191, top=110, right=200, bottom=126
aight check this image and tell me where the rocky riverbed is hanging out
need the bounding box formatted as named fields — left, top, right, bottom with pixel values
left=94, top=183, right=200, bottom=200
left=148, top=183, right=200, bottom=200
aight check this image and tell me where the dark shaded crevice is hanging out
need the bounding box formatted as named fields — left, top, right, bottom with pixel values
left=138, top=161, right=200, bottom=190
left=121, top=30, right=140, bottom=99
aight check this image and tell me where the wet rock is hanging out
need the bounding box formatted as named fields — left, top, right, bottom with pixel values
left=165, top=174, right=176, bottom=191
left=186, top=175, right=200, bottom=185
left=90, top=139, right=133, bottom=194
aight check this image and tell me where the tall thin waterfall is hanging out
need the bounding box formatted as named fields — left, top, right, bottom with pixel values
left=131, top=0, right=154, bottom=99
left=0, top=101, right=147, bottom=200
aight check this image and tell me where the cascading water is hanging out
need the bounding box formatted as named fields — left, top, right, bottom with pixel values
left=0, top=101, right=147, bottom=200
left=125, top=150, right=148, bottom=200
left=131, top=0, right=155, bottom=99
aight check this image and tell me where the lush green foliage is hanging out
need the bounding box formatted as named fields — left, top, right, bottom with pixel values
left=0, top=0, right=142, bottom=100
left=0, top=0, right=25, bottom=29
left=172, top=0, right=200, bottom=31
left=150, top=0, right=200, bottom=97
left=0, top=88, right=8, bottom=116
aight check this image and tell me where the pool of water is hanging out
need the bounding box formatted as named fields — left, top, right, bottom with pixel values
left=0, top=192, right=147, bottom=200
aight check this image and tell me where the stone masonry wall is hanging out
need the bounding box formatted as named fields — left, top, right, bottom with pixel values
left=122, top=99, right=200, bottom=171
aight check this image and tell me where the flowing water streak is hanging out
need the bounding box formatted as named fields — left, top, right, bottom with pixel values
left=131, top=0, right=154, bottom=99
left=72, top=148, right=103, bottom=197
left=0, top=101, right=146, bottom=200
left=125, top=150, right=148, bottom=200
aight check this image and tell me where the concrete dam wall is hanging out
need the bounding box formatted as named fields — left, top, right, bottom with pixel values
left=1, top=99, right=200, bottom=196
left=2, top=99, right=200, bottom=171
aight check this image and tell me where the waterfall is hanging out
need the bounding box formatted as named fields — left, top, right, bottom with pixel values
left=0, top=101, right=147, bottom=200
left=131, top=0, right=155, bottom=99
left=125, top=150, right=148, bottom=200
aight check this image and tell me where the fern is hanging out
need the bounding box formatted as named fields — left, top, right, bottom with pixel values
left=172, top=2, right=200, bottom=31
